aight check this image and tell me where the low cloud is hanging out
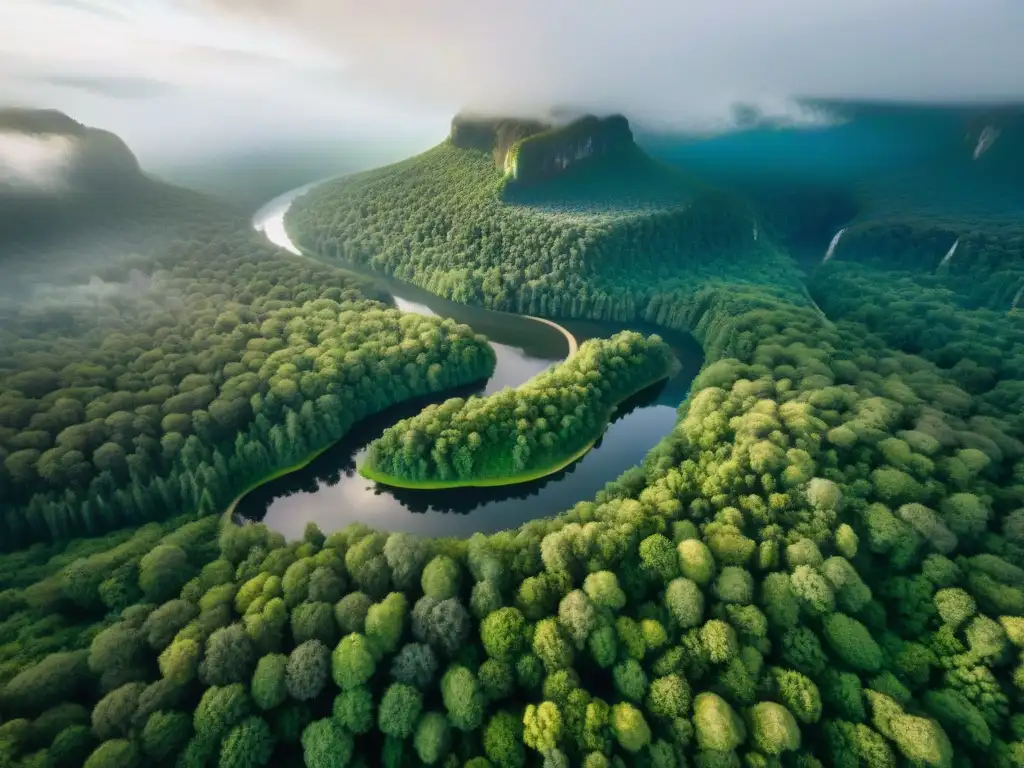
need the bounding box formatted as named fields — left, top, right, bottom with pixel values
left=0, top=1, right=448, bottom=164
left=4, top=0, right=1023, bottom=172
left=0, top=133, right=75, bottom=192
left=194, top=0, right=1024, bottom=130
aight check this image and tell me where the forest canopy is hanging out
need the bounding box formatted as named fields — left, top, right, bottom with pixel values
left=363, top=331, right=672, bottom=486
left=285, top=136, right=796, bottom=324
left=1, top=111, right=1024, bottom=768
left=0, top=144, right=495, bottom=549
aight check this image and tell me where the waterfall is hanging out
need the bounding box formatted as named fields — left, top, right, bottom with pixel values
left=752, top=222, right=759, bottom=242
left=823, top=228, right=846, bottom=263
left=1012, top=285, right=1024, bottom=312
left=939, top=238, right=959, bottom=268
left=973, top=126, right=1001, bottom=160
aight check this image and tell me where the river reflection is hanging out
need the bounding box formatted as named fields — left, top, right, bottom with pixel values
left=245, top=181, right=705, bottom=537
left=235, top=380, right=679, bottom=538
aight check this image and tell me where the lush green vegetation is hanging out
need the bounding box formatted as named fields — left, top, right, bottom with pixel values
left=811, top=261, right=1024, bottom=409
left=363, top=332, right=672, bottom=487
left=503, top=115, right=634, bottom=184
left=2, top=110, right=1024, bottom=767
left=828, top=218, right=1024, bottom=310
left=4, top=257, right=1024, bottom=766
left=0, top=236, right=493, bottom=548
left=285, top=134, right=794, bottom=321
left=0, top=123, right=495, bottom=551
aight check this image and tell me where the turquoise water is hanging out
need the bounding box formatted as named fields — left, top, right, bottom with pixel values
left=637, top=102, right=1024, bottom=256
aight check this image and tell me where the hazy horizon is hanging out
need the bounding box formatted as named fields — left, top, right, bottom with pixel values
left=3, top=0, right=1024, bottom=174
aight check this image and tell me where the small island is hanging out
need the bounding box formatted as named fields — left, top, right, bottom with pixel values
left=360, top=331, right=673, bottom=488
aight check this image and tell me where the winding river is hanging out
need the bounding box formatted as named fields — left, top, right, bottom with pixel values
left=243, top=183, right=703, bottom=538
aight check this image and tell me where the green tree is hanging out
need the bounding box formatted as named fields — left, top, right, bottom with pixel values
left=286, top=640, right=330, bottom=702
left=301, top=719, right=353, bottom=768
left=83, top=739, right=139, bottom=768
left=413, top=712, right=450, bottom=765
left=251, top=654, right=288, bottom=711
left=378, top=683, right=422, bottom=738
left=333, top=687, right=374, bottom=735
left=202, top=624, right=256, bottom=686
left=141, top=710, right=192, bottom=763
left=421, top=556, right=462, bottom=600
left=219, top=716, right=275, bottom=768
left=481, top=607, right=527, bottom=661
left=441, top=665, right=485, bottom=732
left=524, top=701, right=562, bottom=755
left=138, top=544, right=193, bottom=603
left=327, top=631, right=377, bottom=695
left=483, top=710, right=525, bottom=768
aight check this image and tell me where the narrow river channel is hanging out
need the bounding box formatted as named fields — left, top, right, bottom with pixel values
left=243, top=183, right=703, bottom=538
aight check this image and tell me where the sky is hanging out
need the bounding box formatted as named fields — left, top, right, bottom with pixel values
left=3, top=0, right=1024, bottom=166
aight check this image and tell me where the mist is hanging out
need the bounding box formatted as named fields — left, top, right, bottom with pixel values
left=194, top=0, right=1024, bottom=131
left=0, top=133, right=75, bottom=192
left=3, top=0, right=1023, bottom=188
left=0, top=0, right=448, bottom=193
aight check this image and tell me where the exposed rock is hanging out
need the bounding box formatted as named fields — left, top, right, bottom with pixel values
left=505, top=115, right=634, bottom=185
left=449, top=112, right=636, bottom=185
left=449, top=114, right=549, bottom=167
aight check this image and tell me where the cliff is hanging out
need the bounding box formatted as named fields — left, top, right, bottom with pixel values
left=448, top=112, right=636, bottom=185
left=449, top=114, right=549, bottom=167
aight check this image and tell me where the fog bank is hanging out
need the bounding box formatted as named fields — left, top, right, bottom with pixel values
left=0, top=133, right=74, bottom=192
left=2, top=0, right=1023, bottom=171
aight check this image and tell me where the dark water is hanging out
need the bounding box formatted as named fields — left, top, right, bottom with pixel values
left=239, top=205, right=703, bottom=536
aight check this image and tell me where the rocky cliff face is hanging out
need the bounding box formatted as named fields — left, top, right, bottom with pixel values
left=505, top=115, right=634, bottom=184
left=449, top=112, right=636, bottom=184
left=449, top=114, right=550, bottom=168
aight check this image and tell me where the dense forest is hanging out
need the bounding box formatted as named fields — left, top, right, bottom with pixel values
left=823, top=218, right=1024, bottom=310
left=285, top=129, right=795, bottom=323
left=2, top=108, right=1024, bottom=767
left=363, top=332, right=672, bottom=486
left=0, top=230, right=494, bottom=549
left=0, top=116, right=496, bottom=550
left=638, top=103, right=1024, bottom=308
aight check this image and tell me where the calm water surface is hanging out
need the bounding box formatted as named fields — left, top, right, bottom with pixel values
left=243, top=184, right=704, bottom=537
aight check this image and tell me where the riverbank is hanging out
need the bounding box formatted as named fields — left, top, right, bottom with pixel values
left=245, top=179, right=701, bottom=538
left=223, top=441, right=337, bottom=519
left=256, top=182, right=580, bottom=361
left=358, top=367, right=672, bottom=491
left=295, top=245, right=581, bottom=361
left=222, top=376, right=493, bottom=519
left=525, top=314, right=578, bottom=356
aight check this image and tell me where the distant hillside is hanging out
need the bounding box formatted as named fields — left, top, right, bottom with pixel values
left=825, top=107, right=1024, bottom=309
left=0, top=107, right=142, bottom=192
left=640, top=101, right=1024, bottom=309
left=286, top=113, right=805, bottom=325
left=0, top=108, right=207, bottom=272
left=0, top=109, right=245, bottom=292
